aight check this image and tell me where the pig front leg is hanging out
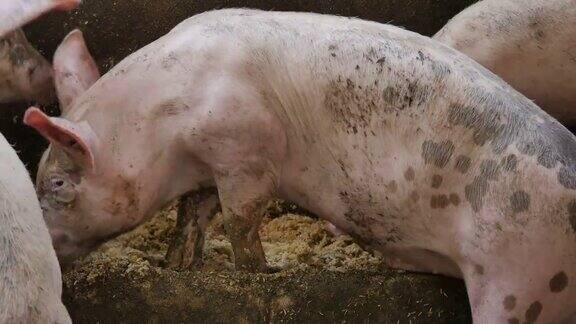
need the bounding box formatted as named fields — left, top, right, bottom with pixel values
left=188, top=86, right=287, bottom=272
left=165, top=187, right=220, bottom=269
left=216, top=170, right=277, bottom=273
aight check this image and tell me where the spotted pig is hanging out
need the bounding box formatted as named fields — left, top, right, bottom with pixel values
left=434, top=0, right=576, bottom=125
left=25, top=9, right=576, bottom=323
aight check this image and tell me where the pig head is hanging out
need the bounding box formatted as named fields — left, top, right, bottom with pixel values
left=23, top=29, right=103, bottom=263
left=0, top=0, right=80, bottom=104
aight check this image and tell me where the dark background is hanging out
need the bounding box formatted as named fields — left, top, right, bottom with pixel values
left=2, top=0, right=477, bottom=177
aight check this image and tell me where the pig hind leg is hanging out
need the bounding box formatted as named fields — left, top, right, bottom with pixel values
left=165, top=187, right=220, bottom=269
left=461, top=248, right=576, bottom=323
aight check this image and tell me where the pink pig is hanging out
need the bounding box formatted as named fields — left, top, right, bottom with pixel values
left=434, top=0, right=576, bottom=125
left=0, top=133, right=71, bottom=323
left=25, top=9, right=576, bottom=323
left=0, top=0, right=80, bottom=104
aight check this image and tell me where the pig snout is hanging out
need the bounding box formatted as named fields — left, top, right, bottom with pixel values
left=48, top=227, right=93, bottom=265
left=49, top=229, right=71, bottom=255
left=39, top=201, right=92, bottom=264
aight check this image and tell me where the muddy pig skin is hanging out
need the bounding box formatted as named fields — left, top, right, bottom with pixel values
left=0, top=133, right=70, bottom=323
left=0, top=0, right=80, bottom=104
left=24, top=9, right=576, bottom=323
left=434, top=0, right=576, bottom=125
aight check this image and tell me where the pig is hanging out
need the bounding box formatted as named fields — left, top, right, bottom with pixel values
left=0, top=134, right=70, bottom=322
left=0, top=0, right=81, bottom=104
left=0, top=0, right=80, bottom=37
left=434, top=0, right=576, bottom=125
left=24, top=9, right=576, bottom=323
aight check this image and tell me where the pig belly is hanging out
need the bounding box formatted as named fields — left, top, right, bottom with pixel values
left=277, top=150, right=464, bottom=277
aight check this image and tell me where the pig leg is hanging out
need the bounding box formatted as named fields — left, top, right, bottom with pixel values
left=165, top=187, right=220, bottom=269
left=216, top=171, right=276, bottom=273
left=188, top=87, right=287, bottom=272
left=460, top=239, right=576, bottom=323
left=465, top=271, right=575, bottom=323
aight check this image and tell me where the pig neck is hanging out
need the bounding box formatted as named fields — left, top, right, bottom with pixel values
left=139, top=150, right=207, bottom=222
left=105, top=115, right=211, bottom=226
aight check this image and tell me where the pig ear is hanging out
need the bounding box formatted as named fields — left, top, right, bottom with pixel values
left=54, top=29, right=100, bottom=114
left=0, top=0, right=81, bottom=38
left=24, top=107, right=96, bottom=170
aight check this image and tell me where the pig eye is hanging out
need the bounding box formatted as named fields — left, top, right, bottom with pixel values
left=47, top=176, right=76, bottom=204
left=51, top=178, right=65, bottom=189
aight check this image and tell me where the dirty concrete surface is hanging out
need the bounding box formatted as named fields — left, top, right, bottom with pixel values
left=0, top=0, right=481, bottom=322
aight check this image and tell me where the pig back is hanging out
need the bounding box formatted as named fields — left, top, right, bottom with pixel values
left=0, top=133, right=67, bottom=323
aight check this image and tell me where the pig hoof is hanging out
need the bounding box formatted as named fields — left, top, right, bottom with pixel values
left=164, top=236, right=205, bottom=271
left=180, top=254, right=204, bottom=270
